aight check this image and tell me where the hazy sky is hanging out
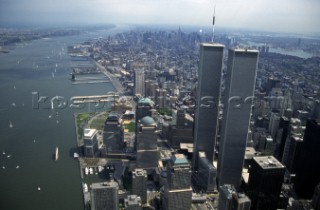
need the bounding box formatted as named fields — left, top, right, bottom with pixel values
left=0, top=0, right=319, bottom=34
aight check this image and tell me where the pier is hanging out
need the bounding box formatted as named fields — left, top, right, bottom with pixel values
left=72, top=94, right=119, bottom=104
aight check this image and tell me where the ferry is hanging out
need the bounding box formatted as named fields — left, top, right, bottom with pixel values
left=55, top=147, right=59, bottom=161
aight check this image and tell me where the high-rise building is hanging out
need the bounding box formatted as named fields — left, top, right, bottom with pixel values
left=90, top=181, right=119, bottom=210
left=294, top=120, right=320, bottom=198
left=134, top=69, right=145, bottom=96
left=265, top=77, right=281, bottom=95
left=156, top=88, right=167, bottom=109
left=232, top=193, right=251, bottom=210
left=248, top=156, right=285, bottom=210
left=163, top=154, right=192, bottom=210
left=217, top=48, right=258, bottom=187
left=84, top=128, right=98, bottom=157
left=312, top=183, right=320, bottom=210
left=135, top=98, right=154, bottom=124
left=124, top=195, right=142, bottom=210
left=136, top=116, right=159, bottom=170
left=193, top=151, right=217, bottom=193
left=274, top=116, right=290, bottom=161
left=281, top=118, right=304, bottom=165
left=268, top=111, right=280, bottom=140
left=167, top=154, right=192, bottom=190
left=132, top=169, right=147, bottom=204
left=285, top=136, right=303, bottom=173
left=193, top=43, right=224, bottom=170
left=145, top=80, right=158, bottom=101
left=104, top=113, right=122, bottom=154
left=219, top=184, right=251, bottom=210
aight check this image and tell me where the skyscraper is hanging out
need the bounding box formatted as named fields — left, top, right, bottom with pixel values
left=134, top=69, right=145, bottom=96
left=132, top=169, right=147, bottom=204
left=104, top=113, right=122, bottom=154
left=312, top=183, right=320, bottom=210
left=193, top=151, right=217, bottom=193
left=90, top=181, right=119, bottom=210
left=247, top=156, right=285, bottom=210
left=163, top=154, right=192, bottom=210
left=217, top=48, right=258, bottom=188
left=136, top=116, right=159, bottom=170
left=83, top=128, right=98, bottom=157
left=124, top=195, right=142, bottom=210
left=135, top=97, right=154, bottom=124
left=294, top=119, right=320, bottom=198
left=193, top=43, right=224, bottom=170
left=219, top=184, right=251, bottom=210
left=274, top=116, right=290, bottom=161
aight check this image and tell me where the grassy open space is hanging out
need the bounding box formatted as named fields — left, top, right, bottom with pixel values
left=76, top=112, right=94, bottom=142
left=89, top=112, right=109, bottom=130
left=122, top=121, right=135, bottom=132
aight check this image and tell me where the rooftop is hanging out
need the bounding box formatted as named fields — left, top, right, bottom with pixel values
left=232, top=48, right=259, bottom=53
left=138, top=97, right=154, bottom=106
left=140, top=116, right=156, bottom=126
left=253, top=156, right=285, bottom=169
left=132, top=168, right=147, bottom=177
left=84, top=129, right=97, bottom=138
left=90, top=181, right=118, bottom=189
left=171, top=154, right=189, bottom=165
left=201, top=42, right=224, bottom=48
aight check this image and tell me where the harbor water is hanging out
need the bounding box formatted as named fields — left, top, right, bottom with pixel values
left=0, top=25, right=131, bottom=210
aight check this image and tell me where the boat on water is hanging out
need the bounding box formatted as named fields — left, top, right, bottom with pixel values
left=55, top=147, right=59, bottom=161
left=9, top=121, right=13, bottom=128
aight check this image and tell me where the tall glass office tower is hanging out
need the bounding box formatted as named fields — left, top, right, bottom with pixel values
left=217, top=48, right=259, bottom=188
left=193, top=43, right=224, bottom=170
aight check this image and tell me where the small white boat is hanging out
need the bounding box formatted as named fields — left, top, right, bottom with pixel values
left=12, top=103, right=16, bottom=107
left=2, top=151, right=5, bottom=155
left=37, top=187, right=41, bottom=191
left=7, top=155, right=11, bottom=158
left=16, top=165, right=20, bottom=169
left=89, top=168, right=93, bottom=174
left=55, top=147, right=59, bottom=161
left=2, top=166, right=5, bottom=169
left=33, top=139, right=36, bottom=143
left=9, top=121, right=13, bottom=128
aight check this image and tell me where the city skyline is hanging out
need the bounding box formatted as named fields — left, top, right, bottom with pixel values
left=0, top=0, right=320, bottom=34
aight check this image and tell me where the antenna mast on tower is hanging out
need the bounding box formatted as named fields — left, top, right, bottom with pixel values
left=212, top=5, right=216, bottom=42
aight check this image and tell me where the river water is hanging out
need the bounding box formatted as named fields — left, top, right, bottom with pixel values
left=0, top=25, right=131, bottom=210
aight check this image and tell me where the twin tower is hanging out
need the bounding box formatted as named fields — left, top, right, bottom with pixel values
left=193, top=43, right=259, bottom=188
